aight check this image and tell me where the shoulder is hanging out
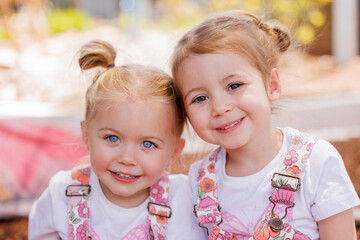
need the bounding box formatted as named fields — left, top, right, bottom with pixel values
left=169, top=174, right=188, bottom=190
left=47, top=170, right=73, bottom=193
left=188, top=147, right=222, bottom=175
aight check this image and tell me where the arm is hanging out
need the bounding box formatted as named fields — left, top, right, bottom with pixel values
left=28, top=171, right=70, bottom=240
left=318, top=208, right=357, bottom=240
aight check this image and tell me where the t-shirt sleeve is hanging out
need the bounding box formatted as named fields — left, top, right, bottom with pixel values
left=28, top=171, right=70, bottom=240
left=307, top=139, right=360, bottom=221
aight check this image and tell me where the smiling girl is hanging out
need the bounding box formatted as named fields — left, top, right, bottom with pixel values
left=171, top=10, right=359, bottom=240
left=29, top=40, right=203, bottom=239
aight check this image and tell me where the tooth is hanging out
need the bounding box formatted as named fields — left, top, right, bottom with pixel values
left=220, top=119, right=240, bottom=130
left=116, top=173, right=136, bottom=179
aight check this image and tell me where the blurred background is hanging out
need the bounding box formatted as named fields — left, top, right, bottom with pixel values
left=0, top=0, right=359, bottom=239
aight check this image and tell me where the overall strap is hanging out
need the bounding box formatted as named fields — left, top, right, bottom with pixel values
left=66, top=165, right=92, bottom=240
left=250, top=132, right=318, bottom=240
left=194, top=147, right=236, bottom=240
left=147, top=171, right=172, bottom=240
left=66, top=167, right=171, bottom=240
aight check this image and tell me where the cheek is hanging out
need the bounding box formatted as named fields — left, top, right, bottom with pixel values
left=90, top=150, right=109, bottom=171
left=142, top=154, right=169, bottom=176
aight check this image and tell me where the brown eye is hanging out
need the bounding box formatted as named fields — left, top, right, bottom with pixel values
left=193, top=95, right=208, bottom=103
left=228, top=83, right=242, bottom=91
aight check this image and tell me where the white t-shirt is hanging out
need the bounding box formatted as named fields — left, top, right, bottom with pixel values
left=188, top=127, right=360, bottom=239
left=29, top=169, right=204, bottom=240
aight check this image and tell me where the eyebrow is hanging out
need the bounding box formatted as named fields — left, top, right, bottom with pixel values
left=99, top=127, right=165, bottom=143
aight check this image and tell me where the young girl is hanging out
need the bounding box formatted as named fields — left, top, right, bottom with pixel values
left=29, top=40, right=204, bottom=239
left=171, top=10, right=360, bottom=240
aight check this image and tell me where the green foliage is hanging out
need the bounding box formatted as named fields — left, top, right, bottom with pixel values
left=48, top=8, right=91, bottom=34
left=208, top=0, right=332, bottom=44
left=0, top=28, right=11, bottom=40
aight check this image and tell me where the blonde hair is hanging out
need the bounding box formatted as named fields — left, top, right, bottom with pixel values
left=171, top=10, right=291, bottom=84
left=78, top=40, right=185, bottom=138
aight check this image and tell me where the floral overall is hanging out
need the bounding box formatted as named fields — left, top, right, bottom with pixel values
left=65, top=166, right=172, bottom=240
left=194, top=132, right=317, bottom=240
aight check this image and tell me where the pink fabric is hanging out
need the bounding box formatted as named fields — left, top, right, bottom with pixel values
left=0, top=119, right=88, bottom=218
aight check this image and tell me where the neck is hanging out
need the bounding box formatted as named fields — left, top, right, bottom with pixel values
left=99, top=181, right=149, bottom=208
left=225, top=127, right=283, bottom=177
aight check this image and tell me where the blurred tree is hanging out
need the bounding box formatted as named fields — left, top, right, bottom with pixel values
left=207, top=0, right=332, bottom=45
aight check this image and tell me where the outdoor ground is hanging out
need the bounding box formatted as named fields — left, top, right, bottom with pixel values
left=0, top=25, right=359, bottom=239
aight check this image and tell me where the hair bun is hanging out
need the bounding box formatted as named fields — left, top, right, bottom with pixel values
left=272, top=27, right=291, bottom=53
left=78, top=40, right=117, bottom=71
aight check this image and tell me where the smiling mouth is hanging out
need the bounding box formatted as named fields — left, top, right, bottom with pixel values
left=217, top=118, right=243, bottom=131
left=111, top=171, right=139, bottom=179
left=115, top=172, right=136, bottom=179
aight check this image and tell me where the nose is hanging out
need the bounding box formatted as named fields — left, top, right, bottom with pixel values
left=117, top=145, right=138, bottom=166
left=211, top=95, right=233, bottom=117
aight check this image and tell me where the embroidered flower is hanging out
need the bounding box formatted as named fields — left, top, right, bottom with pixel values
left=68, top=196, right=81, bottom=213
left=252, top=225, right=270, bottom=240
left=292, top=135, right=305, bottom=149
left=301, top=153, right=309, bottom=164
left=197, top=168, right=205, bottom=181
left=306, top=142, right=314, bottom=152
left=78, top=202, right=89, bottom=218
left=69, top=224, right=75, bottom=240
left=150, top=206, right=156, bottom=215
left=200, top=177, right=215, bottom=193
left=284, top=149, right=298, bottom=166
left=150, top=183, right=165, bottom=204
left=151, top=225, right=166, bottom=240
left=156, top=211, right=169, bottom=225
left=209, top=226, right=220, bottom=240
left=198, top=196, right=217, bottom=208
left=71, top=167, right=90, bottom=184
left=287, top=165, right=302, bottom=177
left=76, top=220, right=89, bottom=239
left=199, top=213, right=217, bottom=224
left=293, top=229, right=311, bottom=240
left=208, top=163, right=215, bottom=173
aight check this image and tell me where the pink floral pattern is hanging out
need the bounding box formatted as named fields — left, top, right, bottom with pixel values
left=67, top=166, right=170, bottom=239
left=194, top=132, right=317, bottom=240
left=78, top=202, right=89, bottom=218
left=76, top=221, right=89, bottom=239
left=197, top=168, right=205, bottom=181
left=150, top=182, right=166, bottom=204
left=284, top=149, right=298, bottom=166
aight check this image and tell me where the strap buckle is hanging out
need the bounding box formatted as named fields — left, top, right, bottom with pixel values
left=271, top=172, right=301, bottom=192
left=65, top=184, right=91, bottom=196
left=193, top=204, right=223, bottom=236
left=147, top=202, right=172, bottom=218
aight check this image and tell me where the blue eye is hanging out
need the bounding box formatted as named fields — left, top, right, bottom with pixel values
left=228, top=83, right=242, bottom=91
left=107, top=135, right=119, bottom=143
left=142, top=141, right=154, bottom=149
left=193, top=95, right=208, bottom=103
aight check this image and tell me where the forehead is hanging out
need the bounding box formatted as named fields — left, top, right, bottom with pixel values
left=177, top=53, right=260, bottom=85
left=93, top=97, right=177, bottom=131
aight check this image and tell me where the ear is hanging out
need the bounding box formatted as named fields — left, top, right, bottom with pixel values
left=80, top=121, right=89, bottom=149
left=267, top=68, right=281, bottom=102
left=167, top=138, right=186, bottom=167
